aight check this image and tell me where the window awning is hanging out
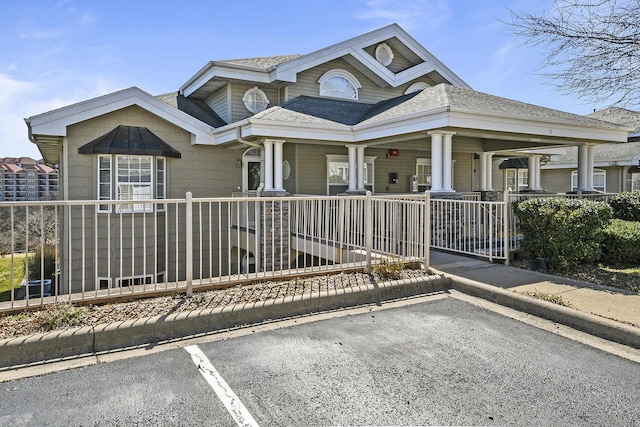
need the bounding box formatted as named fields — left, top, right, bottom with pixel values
left=78, top=125, right=182, bottom=158
left=498, top=158, right=528, bottom=169
left=628, top=165, right=640, bottom=174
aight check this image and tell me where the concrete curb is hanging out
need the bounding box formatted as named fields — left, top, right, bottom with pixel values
left=442, top=272, right=640, bottom=350
left=0, top=274, right=449, bottom=369
left=2, top=270, right=639, bottom=370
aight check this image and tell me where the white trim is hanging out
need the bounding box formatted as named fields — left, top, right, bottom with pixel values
left=375, top=42, right=394, bottom=66
left=275, top=24, right=470, bottom=89
left=405, top=82, right=429, bottom=94
left=27, top=87, right=216, bottom=145
left=180, top=24, right=471, bottom=96
left=318, top=69, right=362, bottom=100
left=326, top=154, right=376, bottom=195
left=631, top=173, right=640, bottom=192
left=242, top=147, right=262, bottom=192
left=571, top=168, right=606, bottom=192
left=242, top=86, right=269, bottom=113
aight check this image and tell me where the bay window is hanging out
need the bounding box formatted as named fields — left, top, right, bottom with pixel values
left=98, top=155, right=165, bottom=213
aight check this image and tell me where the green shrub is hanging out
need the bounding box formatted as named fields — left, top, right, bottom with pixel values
left=27, top=245, right=57, bottom=281
left=609, top=191, right=640, bottom=221
left=513, top=198, right=612, bottom=270
left=601, top=219, right=640, bottom=265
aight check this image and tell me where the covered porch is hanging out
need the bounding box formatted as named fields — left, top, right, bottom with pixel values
left=214, top=84, right=630, bottom=198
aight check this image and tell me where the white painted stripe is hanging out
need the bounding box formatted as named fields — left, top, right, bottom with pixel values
left=184, top=345, right=260, bottom=427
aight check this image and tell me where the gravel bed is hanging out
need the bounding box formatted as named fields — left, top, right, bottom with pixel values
left=0, top=269, right=433, bottom=340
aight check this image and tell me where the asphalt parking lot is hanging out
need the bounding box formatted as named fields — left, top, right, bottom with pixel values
left=1, top=294, right=639, bottom=426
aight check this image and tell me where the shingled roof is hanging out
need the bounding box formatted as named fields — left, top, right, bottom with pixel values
left=216, top=55, right=301, bottom=70
left=587, top=107, right=640, bottom=134
left=251, top=84, right=623, bottom=131
left=157, top=92, right=226, bottom=128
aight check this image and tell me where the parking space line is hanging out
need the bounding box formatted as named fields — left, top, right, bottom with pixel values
left=184, top=345, right=259, bottom=427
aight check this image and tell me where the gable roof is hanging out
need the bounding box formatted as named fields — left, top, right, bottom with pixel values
left=26, top=87, right=216, bottom=164
left=180, top=24, right=470, bottom=98
left=78, top=125, right=182, bottom=158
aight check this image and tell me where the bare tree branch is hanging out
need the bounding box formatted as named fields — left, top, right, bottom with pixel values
left=508, top=0, right=640, bottom=108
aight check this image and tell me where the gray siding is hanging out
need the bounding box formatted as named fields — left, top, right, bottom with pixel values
left=207, top=87, right=230, bottom=124
left=286, top=58, right=408, bottom=104
left=289, top=141, right=475, bottom=196
left=229, top=84, right=281, bottom=123
left=62, top=106, right=239, bottom=292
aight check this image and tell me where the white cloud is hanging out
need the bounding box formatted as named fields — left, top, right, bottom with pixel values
left=355, top=0, right=451, bottom=32
left=0, top=70, right=122, bottom=160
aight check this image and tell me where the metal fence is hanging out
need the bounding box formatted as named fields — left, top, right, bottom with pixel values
left=2, top=190, right=616, bottom=312
left=0, top=193, right=432, bottom=311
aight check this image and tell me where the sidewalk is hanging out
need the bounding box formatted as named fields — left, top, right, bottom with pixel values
left=430, top=250, right=640, bottom=328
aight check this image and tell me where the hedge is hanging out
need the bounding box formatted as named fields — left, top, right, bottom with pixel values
left=609, top=191, right=640, bottom=222
left=513, top=197, right=612, bottom=270
left=601, top=219, right=640, bottom=265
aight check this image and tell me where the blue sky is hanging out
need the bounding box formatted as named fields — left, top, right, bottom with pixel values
left=1, top=0, right=600, bottom=160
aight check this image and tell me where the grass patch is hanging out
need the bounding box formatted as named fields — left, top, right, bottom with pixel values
left=525, top=290, right=571, bottom=307
left=0, top=254, right=26, bottom=302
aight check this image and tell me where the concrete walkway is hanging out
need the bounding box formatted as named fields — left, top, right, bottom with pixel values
left=430, top=251, right=640, bottom=328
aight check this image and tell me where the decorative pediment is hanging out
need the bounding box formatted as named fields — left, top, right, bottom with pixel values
left=180, top=24, right=470, bottom=97
left=273, top=24, right=470, bottom=89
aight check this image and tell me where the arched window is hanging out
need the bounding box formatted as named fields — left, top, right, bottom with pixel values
left=242, top=87, right=269, bottom=113
left=318, top=69, right=361, bottom=100
left=405, top=82, right=429, bottom=94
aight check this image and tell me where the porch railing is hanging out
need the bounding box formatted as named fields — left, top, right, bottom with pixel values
left=2, top=190, right=614, bottom=311
left=0, top=193, right=433, bottom=311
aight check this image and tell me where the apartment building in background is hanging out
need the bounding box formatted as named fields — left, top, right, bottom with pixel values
left=0, top=157, right=58, bottom=201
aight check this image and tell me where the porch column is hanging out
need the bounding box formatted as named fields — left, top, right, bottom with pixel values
left=263, top=140, right=274, bottom=192
left=527, top=155, right=542, bottom=191
left=479, top=152, right=494, bottom=191
left=346, top=145, right=357, bottom=192
left=273, top=140, right=285, bottom=192
left=577, top=143, right=593, bottom=192
left=429, top=132, right=443, bottom=192
left=356, top=145, right=366, bottom=191
left=442, top=132, right=454, bottom=192
left=485, top=152, right=494, bottom=191
left=587, top=144, right=595, bottom=191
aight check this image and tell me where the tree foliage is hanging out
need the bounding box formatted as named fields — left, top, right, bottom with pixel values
left=509, top=0, right=640, bottom=108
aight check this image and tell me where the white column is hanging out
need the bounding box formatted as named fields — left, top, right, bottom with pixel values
left=485, top=152, right=494, bottom=191
left=479, top=152, right=494, bottom=191
left=356, top=145, right=366, bottom=191
left=346, top=145, right=357, bottom=192
left=429, top=132, right=443, bottom=192
left=587, top=144, right=595, bottom=191
left=527, top=155, right=542, bottom=191
left=273, top=140, right=285, bottom=192
left=479, top=153, right=488, bottom=191
left=263, top=140, right=274, bottom=192
left=577, top=144, right=589, bottom=192
left=442, top=133, right=454, bottom=192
